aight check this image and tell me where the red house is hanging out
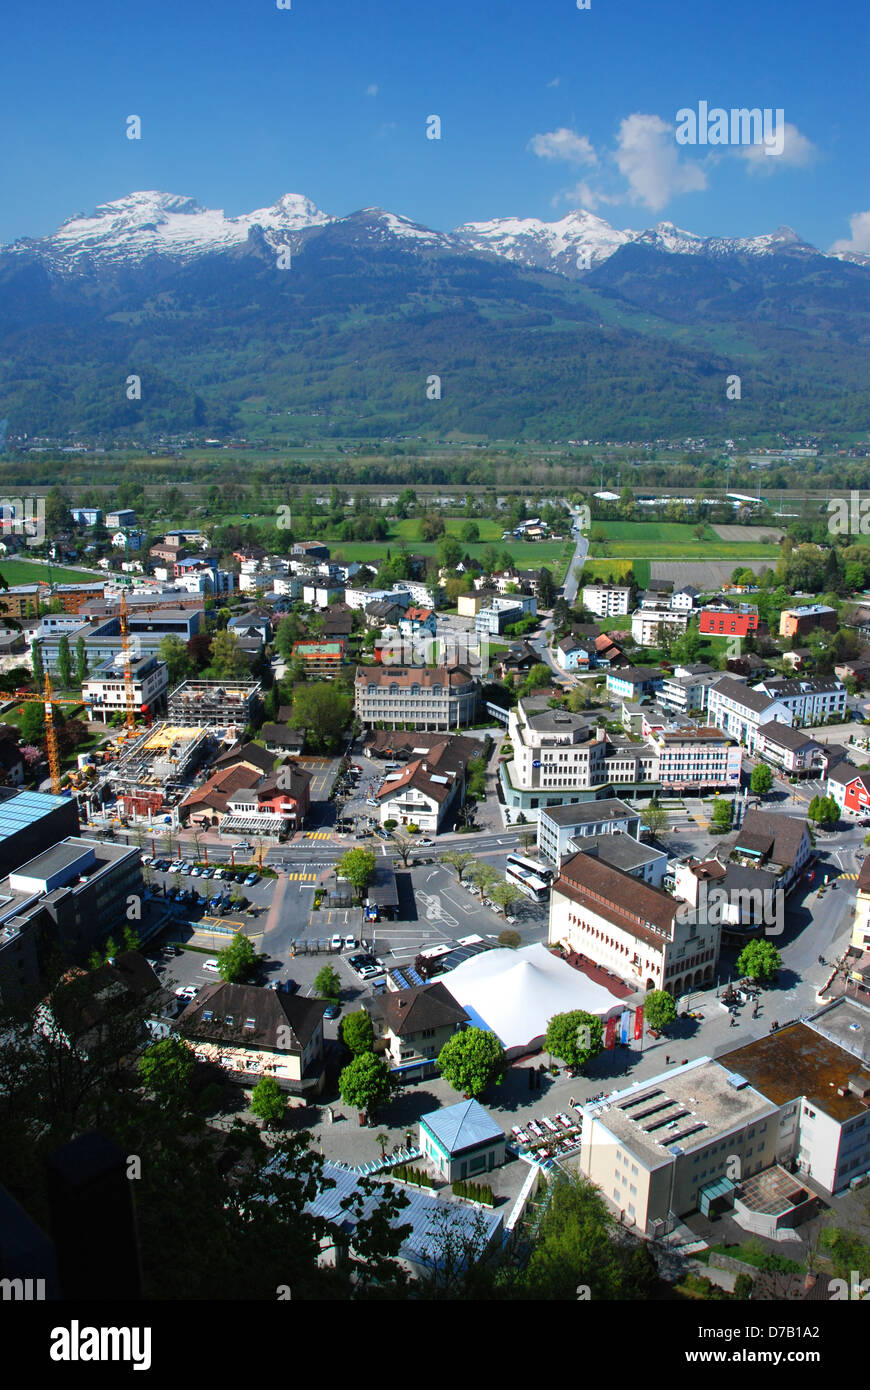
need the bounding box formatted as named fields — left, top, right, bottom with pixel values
left=698, top=603, right=759, bottom=639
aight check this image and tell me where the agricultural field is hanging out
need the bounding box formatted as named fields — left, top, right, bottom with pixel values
left=0, top=559, right=103, bottom=586
left=328, top=535, right=574, bottom=576
left=582, top=557, right=651, bottom=589
left=589, top=521, right=781, bottom=561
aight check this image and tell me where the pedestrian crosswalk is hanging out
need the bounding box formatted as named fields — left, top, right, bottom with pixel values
left=287, top=872, right=318, bottom=882
left=304, top=831, right=332, bottom=841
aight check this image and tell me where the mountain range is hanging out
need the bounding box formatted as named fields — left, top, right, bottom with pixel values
left=2, top=190, right=870, bottom=443
left=3, top=190, right=864, bottom=278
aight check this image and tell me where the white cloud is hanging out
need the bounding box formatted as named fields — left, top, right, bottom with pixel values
left=739, top=121, right=817, bottom=175
left=614, top=113, right=706, bottom=211
left=547, top=76, right=560, bottom=88
left=365, top=83, right=379, bottom=97
left=555, top=180, right=620, bottom=211
left=831, top=211, right=870, bottom=257
left=528, top=127, right=597, bottom=166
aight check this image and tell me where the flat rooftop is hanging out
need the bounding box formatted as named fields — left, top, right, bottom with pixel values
left=0, top=787, right=71, bottom=836
left=541, top=798, right=636, bottom=827
left=589, top=1057, right=777, bottom=1168
left=720, top=1023, right=870, bottom=1124
left=807, top=997, right=870, bottom=1065
left=572, top=831, right=664, bottom=872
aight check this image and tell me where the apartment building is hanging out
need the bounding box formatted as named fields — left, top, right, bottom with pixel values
left=51, top=581, right=106, bottom=613
left=3, top=583, right=48, bottom=618
left=630, top=605, right=691, bottom=648
left=753, top=676, right=847, bottom=727
left=537, top=798, right=643, bottom=865
left=82, top=654, right=169, bottom=720
left=475, top=598, right=525, bottom=635
left=178, top=982, right=326, bottom=1095
left=549, top=850, right=721, bottom=996
left=374, top=734, right=477, bottom=833
left=647, top=727, right=742, bottom=794
left=705, top=677, right=793, bottom=753
left=567, top=831, right=669, bottom=887
left=779, top=605, right=838, bottom=639
left=353, top=664, right=479, bottom=731
left=367, top=981, right=469, bottom=1080
left=658, top=667, right=718, bottom=716
left=606, top=667, right=663, bottom=701
left=756, top=723, right=830, bottom=777
left=827, top=761, right=870, bottom=819
left=291, top=640, right=346, bottom=678
left=698, top=603, right=760, bottom=639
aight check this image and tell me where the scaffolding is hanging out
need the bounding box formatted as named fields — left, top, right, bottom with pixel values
left=167, top=679, right=261, bottom=728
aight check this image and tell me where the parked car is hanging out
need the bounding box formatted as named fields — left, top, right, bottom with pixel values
left=213, top=868, right=225, bottom=880
left=323, top=1002, right=341, bottom=1019
left=343, top=935, right=356, bottom=950
left=200, top=867, right=213, bottom=879
left=175, top=985, right=197, bottom=1000
left=190, top=865, right=201, bottom=877
left=330, top=934, right=342, bottom=950
left=244, top=872, right=259, bottom=886
left=203, top=959, right=221, bottom=973
left=141, top=853, right=153, bottom=865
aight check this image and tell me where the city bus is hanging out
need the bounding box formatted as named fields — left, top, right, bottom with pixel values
left=506, top=853, right=553, bottom=883
left=506, top=865, right=549, bottom=903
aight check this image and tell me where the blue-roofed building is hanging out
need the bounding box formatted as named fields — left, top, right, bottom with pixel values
left=0, top=786, right=80, bottom=880
left=419, top=1099, right=507, bottom=1181
left=299, top=1160, right=503, bottom=1280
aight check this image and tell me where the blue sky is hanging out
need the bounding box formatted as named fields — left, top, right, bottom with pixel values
left=2, top=0, right=867, bottom=253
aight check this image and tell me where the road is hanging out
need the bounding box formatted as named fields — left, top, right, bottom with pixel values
left=528, top=508, right=589, bottom=678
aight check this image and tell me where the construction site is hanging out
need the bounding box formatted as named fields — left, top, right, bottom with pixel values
left=167, top=679, right=262, bottom=729
left=91, top=722, right=214, bottom=823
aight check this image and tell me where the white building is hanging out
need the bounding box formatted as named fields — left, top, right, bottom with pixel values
left=630, top=605, right=691, bottom=648
left=82, top=654, right=168, bottom=720
left=582, top=584, right=631, bottom=618
left=549, top=850, right=721, bottom=996
left=705, top=677, right=793, bottom=754
left=752, top=677, right=847, bottom=728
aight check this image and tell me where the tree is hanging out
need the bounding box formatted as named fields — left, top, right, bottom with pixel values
left=466, top=755, right=487, bottom=800
left=336, top=847, right=375, bottom=900
left=460, top=521, right=480, bottom=544
left=138, top=1036, right=194, bottom=1103
left=57, top=634, right=72, bottom=689
left=75, top=635, right=88, bottom=684
left=437, top=1027, right=506, bottom=1098
left=711, top=798, right=732, bottom=832
left=292, top=682, right=352, bottom=753
left=440, top=849, right=475, bottom=883
left=338, top=1051, right=393, bottom=1119
left=30, top=640, right=44, bottom=686
left=208, top=628, right=249, bottom=680
left=250, top=1076, right=286, bottom=1127
left=217, top=931, right=257, bottom=983
left=314, top=964, right=341, bottom=1000
left=498, top=929, right=521, bottom=949
left=643, top=990, right=677, bottom=1032
left=817, top=794, right=839, bottom=828
left=438, top=535, right=463, bottom=570
left=750, top=763, right=773, bottom=798
left=20, top=700, right=47, bottom=746
left=641, top=802, right=668, bottom=838
left=521, top=663, right=552, bottom=694
left=537, top=567, right=556, bottom=608
left=736, top=939, right=782, bottom=984
left=524, top=1172, right=659, bottom=1300
left=543, top=1011, right=604, bottom=1071
left=390, top=831, right=416, bottom=866
left=490, top=880, right=522, bottom=916
left=341, top=1009, right=374, bottom=1055
left=158, top=635, right=193, bottom=688
left=470, top=861, right=499, bottom=901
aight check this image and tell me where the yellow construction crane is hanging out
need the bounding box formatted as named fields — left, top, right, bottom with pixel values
left=118, top=591, right=137, bottom=735
left=13, top=676, right=85, bottom=795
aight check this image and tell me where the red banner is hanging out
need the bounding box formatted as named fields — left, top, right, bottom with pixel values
left=605, top=1016, right=618, bottom=1050
left=634, top=1006, right=644, bottom=1040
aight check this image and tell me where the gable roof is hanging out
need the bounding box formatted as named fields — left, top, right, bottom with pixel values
left=731, top=810, right=809, bottom=868
left=179, top=981, right=325, bottom=1051
left=556, top=850, right=681, bottom=943
left=212, top=741, right=275, bottom=776
left=368, top=980, right=469, bottom=1036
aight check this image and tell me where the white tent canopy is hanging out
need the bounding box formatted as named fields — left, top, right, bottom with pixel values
left=442, top=943, right=624, bottom=1055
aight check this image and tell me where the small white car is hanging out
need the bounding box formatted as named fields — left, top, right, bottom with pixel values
left=175, top=985, right=198, bottom=1000
left=203, top=959, right=220, bottom=973
left=330, top=934, right=343, bottom=950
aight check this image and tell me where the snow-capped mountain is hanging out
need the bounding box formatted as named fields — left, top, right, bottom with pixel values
left=0, top=189, right=849, bottom=280
left=454, top=212, right=820, bottom=278
left=452, top=208, right=633, bottom=276
left=3, top=190, right=333, bottom=270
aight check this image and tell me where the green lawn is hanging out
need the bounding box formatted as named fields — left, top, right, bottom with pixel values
left=392, top=517, right=505, bottom=543
left=581, top=557, right=651, bottom=589
left=589, top=521, right=779, bottom=561
left=329, top=536, right=574, bottom=577
left=0, top=559, right=104, bottom=586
